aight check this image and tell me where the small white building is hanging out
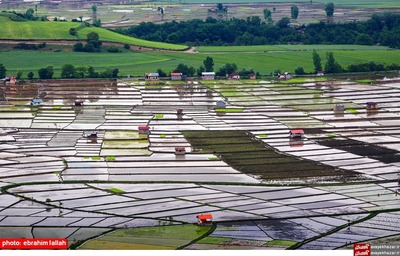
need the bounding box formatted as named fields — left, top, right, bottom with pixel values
left=202, top=72, right=215, bottom=80
left=145, top=73, right=159, bottom=81
left=278, top=72, right=292, bottom=80
left=83, top=131, right=97, bottom=138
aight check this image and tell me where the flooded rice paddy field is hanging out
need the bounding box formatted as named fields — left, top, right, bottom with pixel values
left=0, top=78, right=400, bottom=249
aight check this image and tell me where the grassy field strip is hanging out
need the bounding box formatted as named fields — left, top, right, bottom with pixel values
left=197, top=45, right=390, bottom=53
left=2, top=49, right=400, bottom=77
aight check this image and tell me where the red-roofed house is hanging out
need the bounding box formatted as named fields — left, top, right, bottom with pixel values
left=171, top=72, right=183, bottom=81
left=138, top=126, right=150, bottom=134
left=289, top=129, right=304, bottom=138
left=196, top=214, right=213, bottom=225
left=175, top=147, right=186, bottom=155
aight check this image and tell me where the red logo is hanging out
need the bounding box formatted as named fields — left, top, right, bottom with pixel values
left=354, top=244, right=370, bottom=256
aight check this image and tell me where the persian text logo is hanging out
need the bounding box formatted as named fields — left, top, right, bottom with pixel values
left=354, top=243, right=371, bottom=256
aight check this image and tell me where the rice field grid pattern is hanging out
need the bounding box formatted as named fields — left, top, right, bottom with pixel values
left=0, top=78, right=400, bottom=249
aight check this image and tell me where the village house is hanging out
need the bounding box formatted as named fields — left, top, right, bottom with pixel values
left=248, top=73, right=257, bottom=80
left=366, top=102, right=378, bottom=110
left=278, top=72, right=292, bottom=80
left=215, top=100, right=227, bottom=109
left=171, top=72, right=183, bottom=81
left=74, top=100, right=84, bottom=106
left=196, top=214, right=213, bottom=225
left=6, top=76, right=16, bottom=85
left=30, top=98, right=43, bottom=106
left=175, top=147, right=186, bottom=155
left=83, top=131, right=97, bottom=138
left=145, top=73, right=159, bottom=81
left=289, top=129, right=304, bottom=138
left=138, top=126, right=150, bottom=134
left=201, top=72, right=215, bottom=80
left=334, top=104, right=345, bottom=111
left=229, top=72, right=240, bottom=80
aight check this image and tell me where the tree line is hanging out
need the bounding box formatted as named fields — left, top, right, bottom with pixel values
left=293, top=50, right=400, bottom=75
left=0, top=64, right=119, bottom=80
left=115, top=12, right=400, bottom=48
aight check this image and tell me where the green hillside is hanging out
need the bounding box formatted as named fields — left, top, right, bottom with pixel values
left=0, top=15, right=188, bottom=50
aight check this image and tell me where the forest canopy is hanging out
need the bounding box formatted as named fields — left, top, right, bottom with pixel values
left=115, top=12, right=400, bottom=48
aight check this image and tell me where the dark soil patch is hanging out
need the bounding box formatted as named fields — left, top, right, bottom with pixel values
left=317, top=138, right=400, bottom=164
left=182, top=131, right=356, bottom=180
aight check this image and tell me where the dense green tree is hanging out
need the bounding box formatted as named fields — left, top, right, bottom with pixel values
left=325, top=3, right=334, bottom=17
left=324, top=52, right=342, bottom=73
left=112, top=68, right=119, bottom=78
left=295, top=66, right=305, bottom=75
left=93, top=19, right=102, bottom=28
left=355, top=34, right=374, bottom=45
left=291, top=5, right=299, bottom=20
left=87, top=66, right=98, bottom=78
left=216, top=63, right=237, bottom=76
left=61, top=64, right=76, bottom=78
left=69, top=28, right=78, bottom=36
left=173, top=63, right=195, bottom=76
left=0, top=64, right=6, bottom=79
left=76, top=66, right=87, bottom=78
left=157, top=68, right=167, bottom=77
left=87, top=31, right=100, bottom=43
left=73, top=42, right=84, bottom=52
left=276, top=17, right=291, bottom=28
left=16, top=71, right=23, bottom=80
left=197, top=66, right=205, bottom=76
left=263, top=8, right=272, bottom=23
left=38, top=66, right=54, bottom=79
left=25, top=8, right=35, bottom=20
left=312, top=50, right=322, bottom=73
left=27, top=71, right=34, bottom=80
left=203, top=56, right=214, bottom=72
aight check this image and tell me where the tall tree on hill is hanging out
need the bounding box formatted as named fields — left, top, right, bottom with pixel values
left=263, top=8, right=272, bottom=23
left=325, top=3, right=334, bottom=18
left=203, top=57, right=214, bottom=72
left=291, top=5, right=299, bottom=20
left=312, top=50, right=322, bottom=73
left=92, top=5, right=97, bottom=25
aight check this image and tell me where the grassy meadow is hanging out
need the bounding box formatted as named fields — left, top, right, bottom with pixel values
left=197, top=45, right=391, bottom=53
left=0, top=16, right=187, bottom=50
left=1, top=47, right=400, bottom=78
